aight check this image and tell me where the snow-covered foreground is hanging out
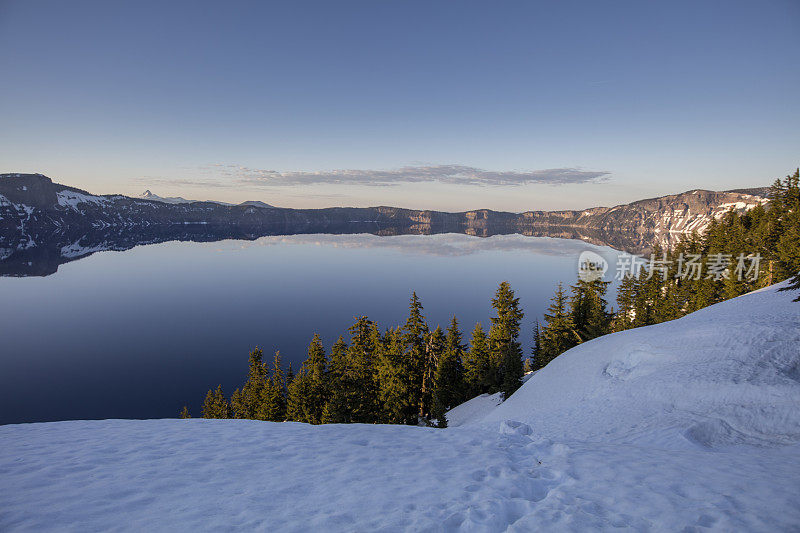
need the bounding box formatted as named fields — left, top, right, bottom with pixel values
left=2, top=283, right=799, bottom=531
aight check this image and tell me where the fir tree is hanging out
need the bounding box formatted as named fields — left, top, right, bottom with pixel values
left=322, top=336, right=350, bottom=423
left=286, top=366, right=310, bottom=422
left=420, top=325, right=445, bottom=420
left=179, top=405, right=191, bottom=419
left=781, top=271, right=800, bottom=302
left=431, top=317, right=466, bottom=424
left=539, top=283, right=578, bottom=366
left=488, top=281, right=524, bottom=398
left=613, top=273, right=637, bottom=331
left=201, top=385, right=230, bottom=419
left=569, top=278, right=612, bottom=342
left=303, top=333, right=330, bottom=424
left=230, top=347, right=268, bottom=419
left=286, top=362, right=295, bottom=386
left=403, top=292, right=429, bottom=420
left=323, top=318, right=380, bottom=423
left=463, top=322, right=491, bottom=397
left=256, top=352, right=287, bottom=421
left=376, top=327, right=416, bottom=424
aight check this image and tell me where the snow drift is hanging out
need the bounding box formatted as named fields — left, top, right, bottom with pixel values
left=477, top=281, right=800, bottom=449
left=1, top=283, right=799, bottom=531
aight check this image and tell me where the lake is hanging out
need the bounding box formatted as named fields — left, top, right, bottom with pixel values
left=0, top=233, right=623, bottom=425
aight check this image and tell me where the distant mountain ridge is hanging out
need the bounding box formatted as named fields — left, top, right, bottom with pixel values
left=139, top=189, right=274, bottom=208
left=0, top=173, right=770, bottom=276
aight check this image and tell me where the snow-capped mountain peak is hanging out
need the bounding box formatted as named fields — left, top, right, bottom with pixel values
left=137, top=190, right=194, bottom=204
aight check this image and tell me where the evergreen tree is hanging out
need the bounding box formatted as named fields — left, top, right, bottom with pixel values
left=286, top=362, right=295, bottom=386
left=463, top=322, right=491, bottom=397
left=376, top=327, right=416, bottom=424
left=781, top=271, right=800, bottom=302
left=230, top=348, right=268, bottom=419
left=322, top=336, right=350, bottom=423
left=523, top=357, right=533, bottom=374
left=431, top=317, right=466, bottom=425
left=403, top=292, right=429, bottom=420
left=420, top=326, right=445, bottom=420
left=256, top=352, right=287, bottom=421
left=488, top=281, right=524, bottom=398
left=286, top=366, right=311, bottom=422
left=613, top=273, right=637, bottom=331
left=323, top=318, right=379, bottom=423
left=569, top=278, right=612, bottom=342
left=539, top=283, right=578, bottom=366
left=303, top=333, right=329, bottom=424
left=201, top=385, right=230, bottom=419
left=179, top=405, right=191, bottom=419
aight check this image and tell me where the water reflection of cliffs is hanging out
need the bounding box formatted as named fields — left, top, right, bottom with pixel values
left=0, top=173, right=768, bottom=277
left=0, top=222, right=650, bottom=277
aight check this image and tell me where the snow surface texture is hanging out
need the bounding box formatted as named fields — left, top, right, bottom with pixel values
left=1, top=283, right=799, bottom=531
left=446, top=392, right=504, bottom=427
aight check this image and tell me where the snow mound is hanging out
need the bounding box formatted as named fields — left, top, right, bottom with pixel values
left=446, top=392, right=503, bottom=427
left=478, top=281, right=800, bottom=449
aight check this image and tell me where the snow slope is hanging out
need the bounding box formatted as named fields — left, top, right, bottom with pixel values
left=1, top=284, right=799, bottom=532
left=446, top=392, right=504, bottom=427
left=477, top=281, right=800, bottom=449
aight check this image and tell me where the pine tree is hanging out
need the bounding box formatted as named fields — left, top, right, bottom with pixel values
left=303, top=333, right=329, bottom=424
left=781, top=271, right=800, bottom=302
left=349, top=317, right=380, bottom=423
left=403, top=292, right=429, bottom=420
left=431, top=317, right=466, bottom=425
left=420, top=326, right=445, bottom=420
left=376, top=327, right=416, bottom=424
left=201, top=385, right=230, bottom=419
left=286, top=366, right=311, bottom=422
left=179, top=405, right=191, bottom=419
left=286, top=362, right=295, bottom=386
left=539, top=283, right=578, bottom=366
left=613, top=273, right=637, bottom=331
left=488, top=281, right=524, bottom=398
left=776, top=170, right=800, bottom=282
left=322, top=336, right=350, bottom=424
left=323, top=318, right=380, bottom=423
left=463, top=322, right=491, bottom=397
left=256, top=352, right=287, bottom=421
left=230, top=347, right=268, bottom=419
left=569, top=278, right=612, bottom=342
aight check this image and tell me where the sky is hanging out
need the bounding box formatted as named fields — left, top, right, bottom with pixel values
left=0, top=0, right=798, bottom=211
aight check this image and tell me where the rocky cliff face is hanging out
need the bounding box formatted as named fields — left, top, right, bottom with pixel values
left=0, top=173, right=769, bottom=276
left=517, top=188, right=769, bottom=248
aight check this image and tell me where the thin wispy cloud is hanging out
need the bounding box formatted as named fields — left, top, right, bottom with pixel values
left=201, top=164, right=611, bottom=188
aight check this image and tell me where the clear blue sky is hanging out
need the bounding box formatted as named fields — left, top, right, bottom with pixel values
left=1, top=0, right=798, bottom=211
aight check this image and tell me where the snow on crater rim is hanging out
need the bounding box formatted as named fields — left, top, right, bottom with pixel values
left=56, top=190, right=109, bottom=210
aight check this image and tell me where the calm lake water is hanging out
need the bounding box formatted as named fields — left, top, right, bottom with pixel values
left=0, top=234, right=622, bottom=425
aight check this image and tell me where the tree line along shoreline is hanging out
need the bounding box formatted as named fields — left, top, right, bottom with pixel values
left=185, top=169, right=800, bottom=426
